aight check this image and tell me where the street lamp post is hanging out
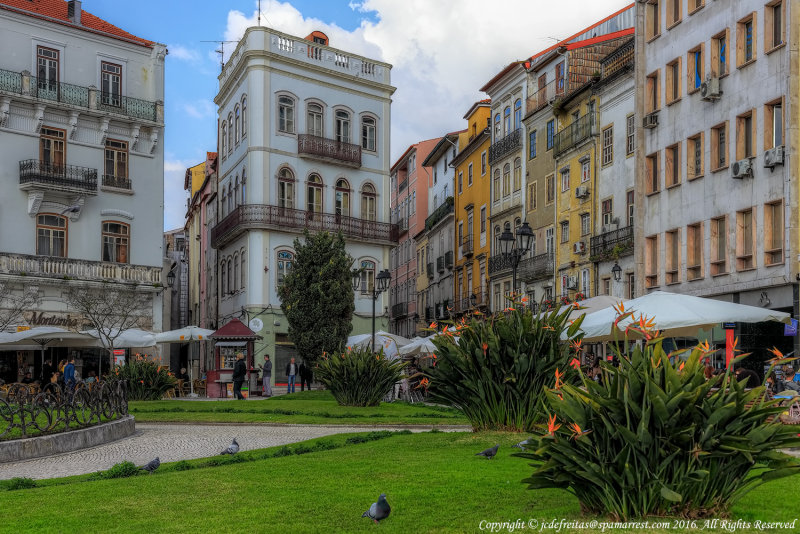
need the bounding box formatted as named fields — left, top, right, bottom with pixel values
left=352, top=268, right=391, bottom=353
left=611, top=261, right=622, bottom=298
left=499, top=221, right=534, bottom=293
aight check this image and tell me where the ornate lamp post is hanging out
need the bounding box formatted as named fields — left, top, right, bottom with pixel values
left=352, top=268, right=391, bottom=352
left=499, top=221, right=533, bottom=292
left=611, top=261, right=622, bottom=298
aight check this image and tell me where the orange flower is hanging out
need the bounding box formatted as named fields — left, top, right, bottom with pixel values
left=554, top=368, right=564, bottom=390
left=569, top=358, right=580, bottom=370
left=570, top=339, right=583, bottom=352
left=612, top=302, right=626, bottom=316
left=767, top=346, right=784, bottom=363
left=504, top=306, right=516, bottom=312
left=569, top=422, right=592, bottom=439
left=520, top=296, right=529, bottom=303
left=547, top=413, right=561, bottom=435
left=697, top=340, right=711, bottom=352
left=482, top=342, right=488, bottom=356
left=415, top=377, right=430, bottom=390
left=429, top=322, right=438, bottom=330
left=542, top=325, right=555, bottom=331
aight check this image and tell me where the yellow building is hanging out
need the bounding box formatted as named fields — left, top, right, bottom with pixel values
left=451, top=100, right=492, bottom=315
left=414, top=233, right=429, bottom=333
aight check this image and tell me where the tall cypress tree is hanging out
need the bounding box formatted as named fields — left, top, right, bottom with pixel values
left=280, top=230, right=355, bottom=363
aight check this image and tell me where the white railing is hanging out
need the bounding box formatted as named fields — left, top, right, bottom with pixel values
left=0, top=253, right=162, bottom=284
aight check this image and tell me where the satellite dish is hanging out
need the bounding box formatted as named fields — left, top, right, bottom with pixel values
left=249, top=318, right=264, bottom=332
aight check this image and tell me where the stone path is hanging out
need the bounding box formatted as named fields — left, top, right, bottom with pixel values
left=0, top=423, right=468, bottom=480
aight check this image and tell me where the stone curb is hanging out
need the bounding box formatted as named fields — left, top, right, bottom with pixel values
left=0, top=415, right=136, bottom=464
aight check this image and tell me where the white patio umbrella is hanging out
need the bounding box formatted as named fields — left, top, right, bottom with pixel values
left=578, top=291, right=791, bottom=342
left=398, top=336, right=437, bottom=357
left=82, top=328, right=157, bottom=348
left=346, top=330, right=411, bottom=359
left=539, top=295, right=623, bottom=321
left=154, top=326, right=214, bottom=396
left=0, top=327, right=95, bottom=381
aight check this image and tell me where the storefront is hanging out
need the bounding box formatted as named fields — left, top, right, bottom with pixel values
left=207, top=319, right=261, bottom=398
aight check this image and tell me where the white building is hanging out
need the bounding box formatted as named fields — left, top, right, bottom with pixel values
left=635, top=0, right=796, bottom=355
left=0, top=0, right=166, bottom=381
left=211, top=28, right=395, bottom=383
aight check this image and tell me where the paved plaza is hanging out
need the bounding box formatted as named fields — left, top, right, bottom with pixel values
left=0, top=422, right=467, bottom=480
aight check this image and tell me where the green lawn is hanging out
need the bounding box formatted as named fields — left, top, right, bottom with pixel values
left=129, top=390, right=468, bottom=426
left=1, top=431, right=798, bottom=533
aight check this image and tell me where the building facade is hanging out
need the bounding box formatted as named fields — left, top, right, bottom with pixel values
left=0, top=0, right=166, bottom=380
left=210, top=27, right=396, bottom=384
left=635, top=0, right=796, bottom=355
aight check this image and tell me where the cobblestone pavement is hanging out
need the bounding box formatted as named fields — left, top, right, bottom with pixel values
left=0, top=423, right=468, bottom=480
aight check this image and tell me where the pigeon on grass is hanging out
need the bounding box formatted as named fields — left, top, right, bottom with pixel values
left=512, top=438, right=533, bottom=450
left=475, top=444, right=499, bottom=459
left=362, top=493, right=391, bottom=524
left=221, top=438, right=240, bottom=455
left=139, top=457, right=160, bottom=473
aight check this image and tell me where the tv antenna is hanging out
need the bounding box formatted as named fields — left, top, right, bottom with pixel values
left=201, top=40, right=239, bottom=71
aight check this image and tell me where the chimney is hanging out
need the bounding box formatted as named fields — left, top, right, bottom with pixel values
left=67, top=0, right=82, bottom=25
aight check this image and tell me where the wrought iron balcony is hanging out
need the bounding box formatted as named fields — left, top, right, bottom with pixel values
left=425, top=197, right=454, bottom=231
left=297, top=133, right=361, bottom=168
left=554, top=111, right=595, bottom=157
left=444, top=250, right=453, bottom=269
left=102, top=174, right=132, bottom=190
left=488, top=128, right=522, bottom=165
left=210, top=204, right=398, bottom=249
left=525, top=72, right=594, bottom=116
left=426, top=262, right=434, bottom=278
left=0, top=69, right=160, bottom=123
left=391, top=301, right=408, bottom=318
left=0, top=252, right=161, bottom=284
left=461, top=237, right=473, bottom=257
left=488, top=254, right=513, bottom=275
left=19, top=159, right=98, bottom=195
left=517, top=252, right=554, bottom=283
left=436, top=256, right=445, bottom=273
left=454, top=289, right=490, bottom=314
left=396, top=217, right=408, bottom=235
left=590, top=225, right=634, bottom=262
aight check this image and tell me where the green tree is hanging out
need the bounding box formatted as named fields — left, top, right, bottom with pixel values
left=280, top=230, right=355, bottom=364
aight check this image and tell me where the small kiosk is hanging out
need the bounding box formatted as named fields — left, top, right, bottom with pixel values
left=207, top=319, right=262, bottom=398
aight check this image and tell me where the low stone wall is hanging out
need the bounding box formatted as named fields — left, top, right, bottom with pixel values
left=0, top=416, right=135, bottom=463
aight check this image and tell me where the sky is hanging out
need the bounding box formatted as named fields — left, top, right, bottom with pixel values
left=84, top=0, right=632, bottom=231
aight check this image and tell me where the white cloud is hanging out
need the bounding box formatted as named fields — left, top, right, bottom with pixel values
left=220, top=0, right=631, bottom=160
left=163, top=158, right=197, bottom=231
left=168, top=44, right=201, bottom=63
left=182, top=99, right=216, bottom=119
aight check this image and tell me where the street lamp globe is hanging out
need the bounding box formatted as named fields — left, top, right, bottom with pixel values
left=351, top=269, right=361, bottom=291
left=166, top=269, right=176, bottom=288
left=499, top=228, right=515, bottom=257
left=611, top=261, right=622, bottom=282
left=376, top=269, right=391, bottom=293
left=515, top=221, right=533, bottom=254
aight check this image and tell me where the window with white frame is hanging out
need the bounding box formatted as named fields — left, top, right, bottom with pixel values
left=335, top=110, right=351, bottom=142
left=361, top=116, right=376, bottom=151
left=277, top=250, right=294, bottom=288
left=307, top=103, right=323, bottom=136
left=307, top=174, right=323, bottom=214
left=602, top=126, right=613, bottom=165
left=278, top=167, right=295, bottom=209
left=278, top=96, right=295, bottom=133
left=335, top=178, right=350, bottom=216
left=361, top=183, right=377, bottom=221
left=560, top=168, right=570, bottom=192
left=102, top=221, right=129, bottom=263
left=36, top=214, right=67, bottom=257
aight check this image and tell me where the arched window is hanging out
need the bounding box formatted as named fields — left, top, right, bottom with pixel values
left=277, top=250, right=294, bottom=288
left=221, top=186, right=227, bottom=217
left=307, top=174, right=323, bottom=214
left=361, top=116, right=376, bottom=151
left=221, top=260, right=227, bottom=295
left=494, top=225, right=501, bottom=253
left=240, top=248, right=246, bottom=289
left=514, top=98, right=522, bottom=130
left=513, top=158, right=521, bottom=191
left=227, top=113, right=233, bottom=152
left=228, top=183, right=233, bottom=213
left=359, top=259, right=375, bottom=293
left=503, top=106, right=511, bottom=135
left=307, top=102, right=323, bottom=136
left=514, top=217, right=521, bottom=231
left=494, top=113, right=501, bottom=139
left=335, top=178, right=350, bottom=217
left=227, top=257, right=232, bottom=294
left=221, top=122, right=227, bottom=155
left=278, top=167, right=294, bottom=209
left=102, top=221, right=129, bottom=263
left=361, top=183, right=376, bottom=221
left=233, top=253, right=239, bottom=291
left=241, top=95, right=247, bottom=138
left=234, top=105, right=240, bottom=144
left=502, top=163, right=511, bottom=196
left=278, top=96, right=295, bottom=133
left=241, top=168, right=246, bottom=204
left=493, top=169, right=501, bottom=201
left=234, top=175, right=240, bottom=207
left=335, top=110, right=350, bottom=142
left=36, top=213, right=67, bottom=257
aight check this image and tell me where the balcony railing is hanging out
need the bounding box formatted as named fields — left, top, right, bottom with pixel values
left=461, top=237, right=473, bottom=257
left=554, top=111, right=595, bottom=157
left=0, top=69, right=160, bottom=123
left=425, top=197, right=454, bottom=231
left=488, top=128, right=522, bottom=165
left=488, top=254, right=513, bottom=275
left=444, top=250, right=453, bottom=269
left=210, top=204, right=398, bottom=248
left=396, top=217, right=408, bottom=235
left=454, top=289, right=491, bottom=314
left=517, top=252, right=554, bottom=282
left=426, top=262, right=434, bottom=278
left=19, top=159, right=98, bottom=195
left=436, top=256, right=445, bottom=273
left=0, top=252, right=161, bottom=284
left=391, top=301, right=408, bottom=318
left=526, top=72, right=595, bottom=116
left=590, top=225, right=634, bottom=261
left=102, top=174, right=132, bottom=190
left=297, top=134, right=361, bottom=168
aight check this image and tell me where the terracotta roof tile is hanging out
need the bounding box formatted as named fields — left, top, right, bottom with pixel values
left=0, top=0, right=155, bottom=48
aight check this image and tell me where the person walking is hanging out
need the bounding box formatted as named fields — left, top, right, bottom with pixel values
left=299, top=360, right=313, bottom=391
left=285, top=357, right=297, bottom=394
left=232, top=352, right=247, bottom=400
left=261, top=355, right=273, bottom=397
left=63, top=358, right=75, bottom=389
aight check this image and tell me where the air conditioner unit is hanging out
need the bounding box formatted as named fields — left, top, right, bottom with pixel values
left=643, top=111, right=659, bottom=129
left=573, top=241, right=586, bottom=254
left=566, top=276, right=578, bottom=290
left=764, top=146, right=785, bottom=169
left=732, top=158, right=753, bottom=179
left=700, top=75, right=722, bottom=101
left=575, top=186, right=589, bottom=199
